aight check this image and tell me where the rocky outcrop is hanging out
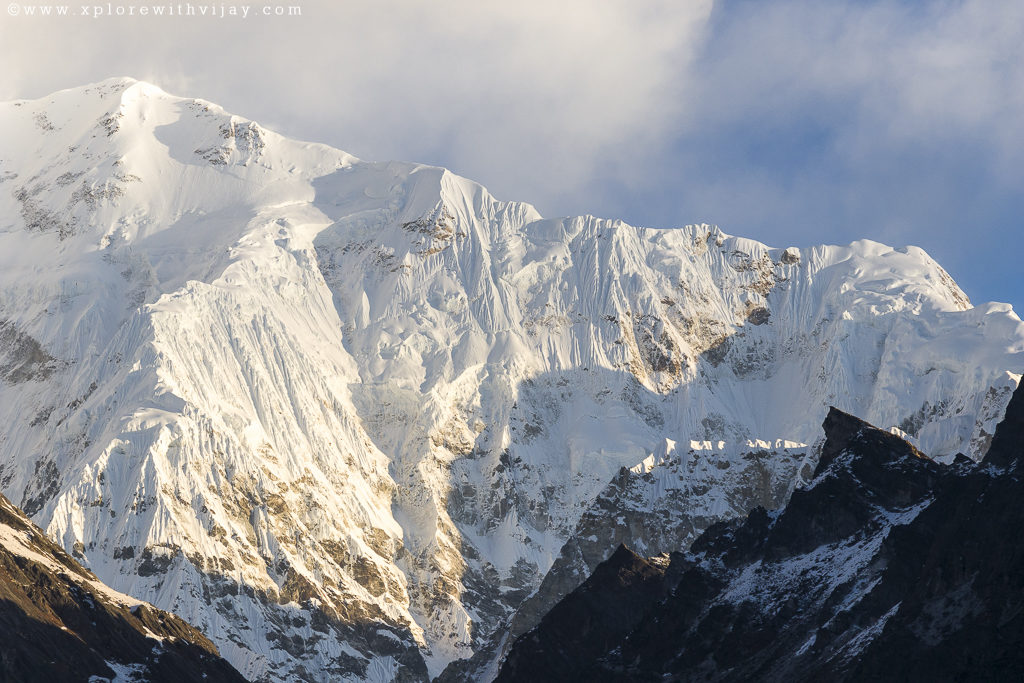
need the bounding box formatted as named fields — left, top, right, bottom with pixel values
left=0, top=491, right=245, bottom=683
left=495, top=545, right=673, bottom=682
left=498, top=383, right=1024, bottom=681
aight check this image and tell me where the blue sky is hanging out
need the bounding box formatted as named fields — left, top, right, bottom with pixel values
left=1, top=0, right=1020, bottom=311
left=620, top=1, right=1023, bottom=312
left=593, top=0, right=1024, bottom=313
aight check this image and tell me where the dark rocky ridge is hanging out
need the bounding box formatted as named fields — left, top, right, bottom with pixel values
left=0, top=492, right=246, bottom=683
left=497, top=382, right=1024, bottom=682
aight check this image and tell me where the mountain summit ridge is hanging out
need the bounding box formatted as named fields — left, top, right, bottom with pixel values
left=0, top=78, right=1022, bottom=681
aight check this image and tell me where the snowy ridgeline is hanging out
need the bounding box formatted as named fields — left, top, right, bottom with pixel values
left=0, top=78, right=1021, bottom=681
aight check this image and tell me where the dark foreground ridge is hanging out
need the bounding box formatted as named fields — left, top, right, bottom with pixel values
left=498, top=382, right=1024, bottom=682
left=0, top=492, right=246, bottom=683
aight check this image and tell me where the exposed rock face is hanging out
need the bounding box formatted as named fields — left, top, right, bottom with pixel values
left=498, top=383, right=1024, bottom=682
left=1, top=78, right=1022, bottom=681
left=0, top=491, right=245, bottom=683
left=502, top=441, right=808, bottom=654
left=0, top=318, right=61, bottom=383
left=495, top=545, right=675, bottom=683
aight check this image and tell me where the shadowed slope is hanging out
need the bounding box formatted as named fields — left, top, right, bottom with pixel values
left=499, top=383, right=1024, bottom=682
left=0, top=492, right=245, bottom=683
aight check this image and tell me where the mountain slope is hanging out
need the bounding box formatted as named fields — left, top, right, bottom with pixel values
left=0, top=78, right=1022, bottom=681
left=497, top=383, right=1024, bottom=681
left=0, top=490, right=245, bottom=682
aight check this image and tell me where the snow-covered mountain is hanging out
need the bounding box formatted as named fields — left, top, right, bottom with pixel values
left=0, top=78, right=1021, bottom=681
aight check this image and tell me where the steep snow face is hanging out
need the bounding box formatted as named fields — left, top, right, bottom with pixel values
left=0, top=78, right=1022, bottom=681
left=0, top=79, right=421, bottom=681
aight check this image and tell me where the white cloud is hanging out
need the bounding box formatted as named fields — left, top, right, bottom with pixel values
left=0, top=0, right=713, bottom=211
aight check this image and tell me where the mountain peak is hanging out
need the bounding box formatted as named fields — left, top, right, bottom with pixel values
left=0, top=80, right=1022, bottom=681
left=816, top=405, right=931, bottom=479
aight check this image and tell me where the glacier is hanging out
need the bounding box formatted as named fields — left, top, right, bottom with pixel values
left=0, top=77, right=1021, bottom=681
